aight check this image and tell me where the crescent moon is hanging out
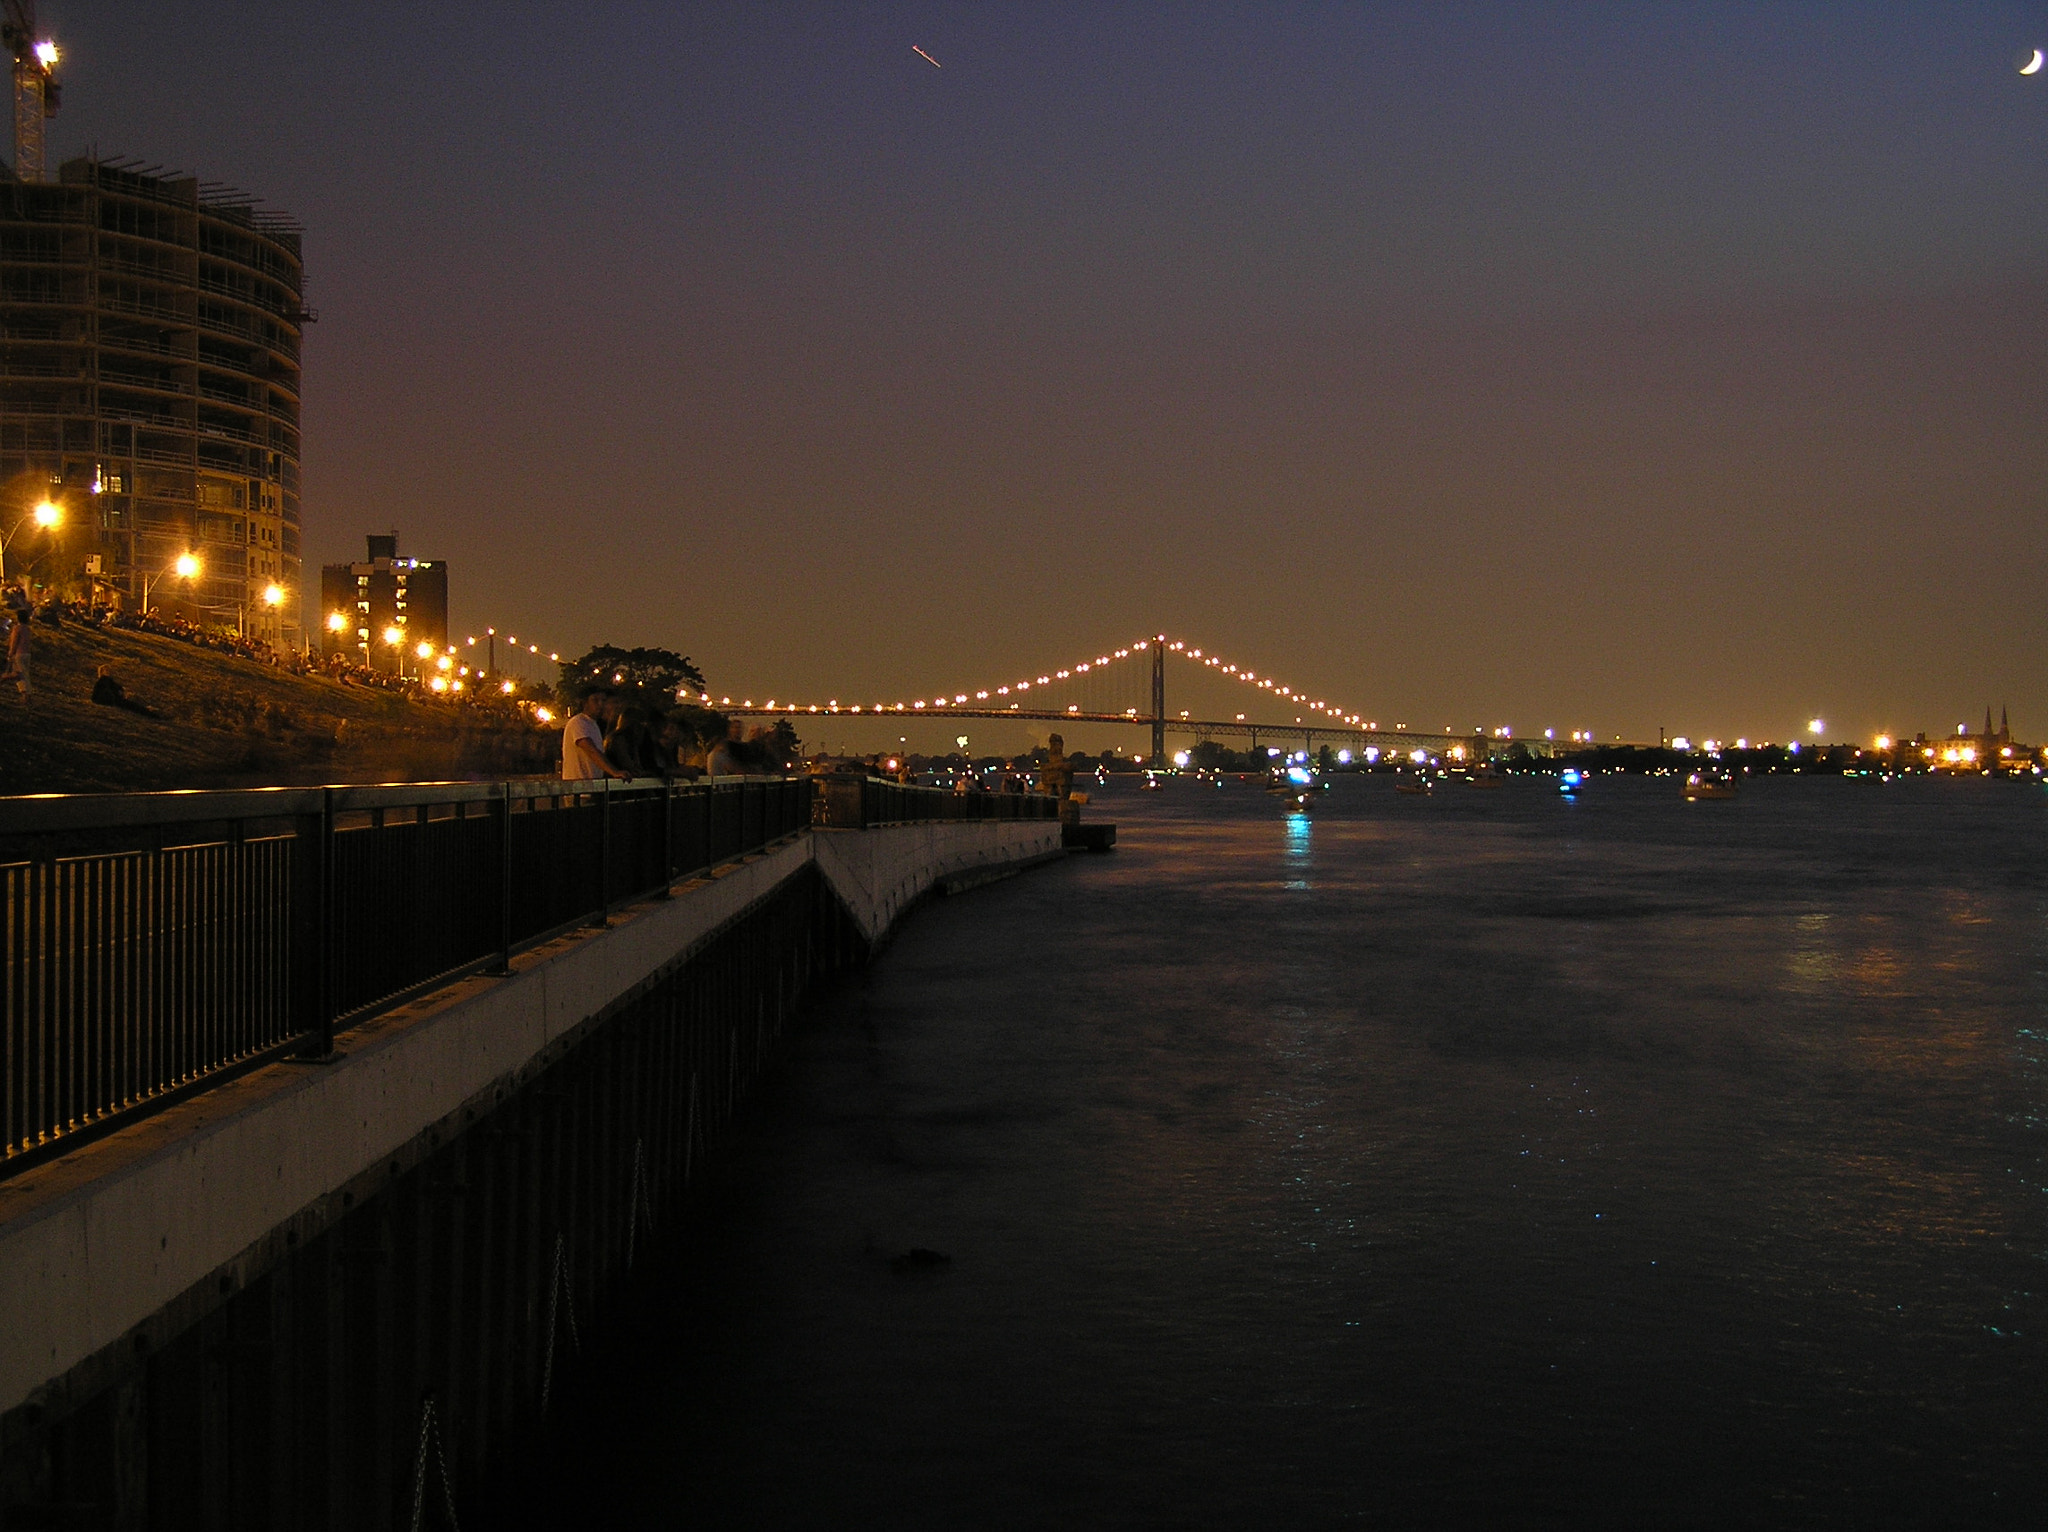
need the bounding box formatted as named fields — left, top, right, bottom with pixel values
left=2023, top=48, right=2044, bottom=75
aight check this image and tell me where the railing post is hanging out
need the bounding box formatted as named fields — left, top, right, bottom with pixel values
left=319, top=786, right=336, bottom=1055
left=493, top=781, right=514, bottom=973
left=293, top=786, right=336, bottom=1058
left=656, top=780, right=674, bottom=898
left=594, top=778, right=612, bottom=926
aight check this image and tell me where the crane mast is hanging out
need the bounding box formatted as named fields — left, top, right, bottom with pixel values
left=2, top=0, right=59, bottom=183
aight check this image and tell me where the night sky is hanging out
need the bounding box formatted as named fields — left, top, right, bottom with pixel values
left=39, top=2, right=2048, bottom=749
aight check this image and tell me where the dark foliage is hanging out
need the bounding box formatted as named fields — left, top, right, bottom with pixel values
left=559, top=645, right=707, bottom=708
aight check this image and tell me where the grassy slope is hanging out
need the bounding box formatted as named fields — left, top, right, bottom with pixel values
left=0, top=622, right=556, bottom=794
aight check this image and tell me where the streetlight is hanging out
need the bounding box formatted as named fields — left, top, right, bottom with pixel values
left=140, top=551, right=200, bottom=612
left=0, top=499, right=62, bottom=585
left=224, top=581, right=290, bottom=640
left=383, top=625, right=406, bottom=677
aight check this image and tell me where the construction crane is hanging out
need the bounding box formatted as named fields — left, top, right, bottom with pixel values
left=2, top=0, right=59, bottom=183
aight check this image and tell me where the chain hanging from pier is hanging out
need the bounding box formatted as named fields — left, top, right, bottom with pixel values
left=539, top=1233, right=582, bottom=1413
left=626, top=1137, right=656, bottom=1270
left=408, top=1393, right=461, bottom=1532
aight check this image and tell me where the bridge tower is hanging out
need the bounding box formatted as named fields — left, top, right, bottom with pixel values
left=1150, top=635, right=1166, bottom=765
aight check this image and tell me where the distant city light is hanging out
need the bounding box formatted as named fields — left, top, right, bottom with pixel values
left=1808, top=718, right=1824, bottom=735
left=1874, top=734, right=1892, bottom=750
left=33, top=41, right=58, bottom=69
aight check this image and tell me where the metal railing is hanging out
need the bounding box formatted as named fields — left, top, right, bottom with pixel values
left=0, top=775, right=815, bottom=1173
left=0, top=774, right=1051, bottom=1175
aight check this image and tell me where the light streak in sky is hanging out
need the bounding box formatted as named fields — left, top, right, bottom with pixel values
left=911, top=45, right=942, bottom=68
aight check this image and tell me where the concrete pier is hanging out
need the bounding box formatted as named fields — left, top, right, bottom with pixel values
left=0, top=815, right=1060, bottom=1527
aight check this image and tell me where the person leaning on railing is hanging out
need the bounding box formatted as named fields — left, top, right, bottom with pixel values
left=706, top=717, right=744, bottom=777
left=563, top=683, right=629, bottom=782
left=604, top=701, right=667, bottom=779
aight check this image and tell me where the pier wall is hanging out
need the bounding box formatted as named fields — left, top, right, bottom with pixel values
left=0, top=817, right=1061, bottom=1528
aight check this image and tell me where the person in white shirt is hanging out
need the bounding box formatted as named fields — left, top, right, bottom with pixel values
left=706, top=717, right=744, bottom=777
left=562, top=687, right=627, bottom=782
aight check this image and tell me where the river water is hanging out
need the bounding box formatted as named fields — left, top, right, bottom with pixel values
left=523, top=774, right=2047, bottom=1529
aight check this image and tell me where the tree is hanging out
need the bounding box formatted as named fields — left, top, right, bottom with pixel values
left=765, top=718, right=801, bottom=766
left=558, top=645, right=706, bottom=709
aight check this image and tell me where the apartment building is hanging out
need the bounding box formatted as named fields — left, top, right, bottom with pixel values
left=0, top=156, right=307, bottom=646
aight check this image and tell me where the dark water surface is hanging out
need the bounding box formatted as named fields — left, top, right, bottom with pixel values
left=524, top=775, right=2048, bottom=1529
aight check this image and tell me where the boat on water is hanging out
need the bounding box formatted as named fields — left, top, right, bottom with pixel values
left=1558, top=768, right=1585, bottom=796
left=1266, top=762, right=1323, bottom=810
left=1684, top=769, right=1738, bottom=800
left=1139, top=772, right=1166, bottom=792
left=1468, top=764, right=1505, bottom=789
left=1394, top=769, right=1433, bottom=796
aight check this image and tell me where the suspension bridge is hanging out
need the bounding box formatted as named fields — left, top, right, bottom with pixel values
left=707, top=634, right=1574, bottom=762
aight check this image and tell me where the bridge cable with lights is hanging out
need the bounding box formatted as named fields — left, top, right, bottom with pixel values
left=712, top=635, right=1573, bottom=760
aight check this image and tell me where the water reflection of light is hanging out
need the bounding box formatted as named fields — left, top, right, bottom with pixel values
left=1785, top=911, right=1843, bottom=989
left=1284, top=809, right=1313, bottom=888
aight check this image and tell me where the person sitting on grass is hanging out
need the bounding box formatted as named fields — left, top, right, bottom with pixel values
left=90, top=664, right=157, bottom=716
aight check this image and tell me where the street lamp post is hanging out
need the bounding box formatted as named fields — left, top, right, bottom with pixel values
left=141, top=552, right=201, bottom=613
left=0, top=499, right=62, bottom=588
left=226, top=583, right=288, bottom=640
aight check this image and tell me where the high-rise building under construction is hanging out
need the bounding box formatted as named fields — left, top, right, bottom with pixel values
left=0, top=155, right=308, bottom=647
